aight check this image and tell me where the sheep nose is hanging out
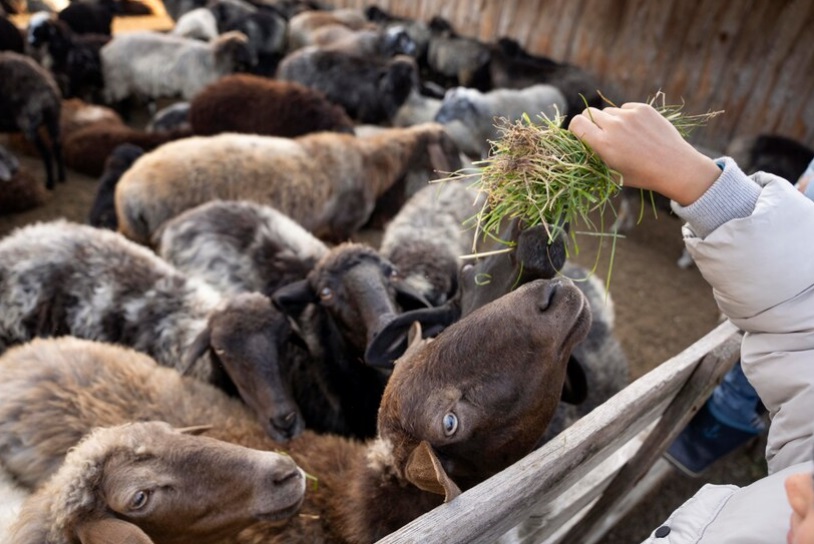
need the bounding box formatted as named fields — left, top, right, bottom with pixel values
left=270, top=412, right=298, bottom=438
left=537, top=280, right=561, bottom=313
left=272, top=463, right=303, bottom=487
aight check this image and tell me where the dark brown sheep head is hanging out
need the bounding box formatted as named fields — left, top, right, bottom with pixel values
left=182, top=292, right=302, bottom=442
left=377, top=277, right=591, bottom=499
left=11, top=421, right=305, bottom=544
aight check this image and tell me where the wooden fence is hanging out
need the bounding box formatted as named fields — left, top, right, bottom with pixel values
left=331, top=0, right=814, bottom=154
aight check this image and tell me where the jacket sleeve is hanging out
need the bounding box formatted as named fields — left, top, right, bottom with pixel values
left=677, top=158, right=814, bottom=474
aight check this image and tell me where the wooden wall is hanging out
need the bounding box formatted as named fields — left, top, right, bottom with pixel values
left=331, top=0, right=814, bottom=153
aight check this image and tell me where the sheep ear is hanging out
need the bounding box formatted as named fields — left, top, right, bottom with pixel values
left=76, top=517, right=155, bottom=544
left=364, top=305, right=458, bottom=368
left=180, top=326, right=212, bottom=376
left=272, top=279, right=317, bottom=316
left=561, top=355, right=588, bottom=404
left=404, top=440, right=461, bottom=503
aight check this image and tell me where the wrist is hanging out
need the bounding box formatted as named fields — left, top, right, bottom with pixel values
left=668, top=153, right=722, bottom=206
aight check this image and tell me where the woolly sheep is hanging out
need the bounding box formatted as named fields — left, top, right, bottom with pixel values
left=100, top=30, right=257, bottom=107
left=0, top=276, right=591, bottom=542
left=171, top=6, right=219, bottom=41
left=221, top=8, right=288, bottom=76
left=276, top=47, right=418, bottom=124
left=0, top=220, right=304, bottom=442
left=392, top=87, right=487, bottom=160
left=435, top=84, right=568, bottom=158
left=285, top=7, right=369, bottom=50
left=146, top=100, right=191, bottom=132
left=87, top=142, right=144, bottom=230
left=378, top=179, right=483, bottom=306
left=188, top=73, right=355, bottom=137
left=154, top=199, right=328, bottom=297
left=63, top=121, right=191, bottom=176
left=364, top=5, right=431, bottom=62
left=114, top=122, right=461, bottom=245
left=0, top=51, right=65, bottom=190
left=8, top=417, right=305, bottom=543
left=486, top=37, right=605, bottom=122
left=425, top=17, right=491, bottom=88
left=26, top=17, right=109, bottom=101
left=0, top=144, right=48, bottom=214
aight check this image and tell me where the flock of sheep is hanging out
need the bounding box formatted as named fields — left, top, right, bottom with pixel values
left=0, top=0, right=641, bottom=542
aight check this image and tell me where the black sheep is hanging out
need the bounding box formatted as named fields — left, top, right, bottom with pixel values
left=0, top=14, right=23, bottom=53
left=87, top=142, right=144, bottom=230
left=0, top=51, right=65, bottom=190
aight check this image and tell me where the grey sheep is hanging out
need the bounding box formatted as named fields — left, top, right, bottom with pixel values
left=100, top=30, right=257, bottom=106
left=435, top=84, right=568, bottom=159
left=114, top=123, right=461, bottom=245
left=0, top=220, right=303, bottom=442
left=379, top=179, right=483, bottom=306
left=275, top=46, right=418, bottom=124
left=154, top=199, right=328, bottom=297
left=0, top=50, right=65, bottom=190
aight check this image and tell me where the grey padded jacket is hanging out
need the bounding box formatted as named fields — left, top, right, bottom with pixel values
left=640, top=157, right=814, bottom=543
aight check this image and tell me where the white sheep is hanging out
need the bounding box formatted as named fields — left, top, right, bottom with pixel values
left=171, top=7, right=219, bottom=41
left=0, top=276, right=591, bottom=542
left=114, top=123, right=462, bottom=245
left=100, top=30, right=256, bottom=106
left=0, top=220, right=303, bottom=442
left=434, top=84, right=569, bottom=158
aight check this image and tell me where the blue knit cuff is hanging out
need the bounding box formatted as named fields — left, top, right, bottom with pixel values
left=670, top=157, right=761, bottom=238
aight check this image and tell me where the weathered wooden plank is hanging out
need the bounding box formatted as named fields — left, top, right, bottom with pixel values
left=375, top=320, right=741, bottom=544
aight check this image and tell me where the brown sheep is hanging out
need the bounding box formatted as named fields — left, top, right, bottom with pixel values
left=188, top=74, right=355, bottom=137
left=114, top=122, right=462, bottom=245
left=0, top=276, right=591, bottom=543
left=8, top=419, right=305, bottom=544
left=0, top=144, right=47, bottom=214
left=64, top=122, right=192, bottom=177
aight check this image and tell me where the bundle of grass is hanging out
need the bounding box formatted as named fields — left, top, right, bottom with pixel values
left=445, top=93, right=722, bottom=276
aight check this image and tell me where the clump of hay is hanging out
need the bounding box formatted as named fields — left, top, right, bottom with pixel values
left=445, top=93, right=722, bottom=280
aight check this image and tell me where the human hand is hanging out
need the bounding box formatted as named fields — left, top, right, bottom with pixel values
left=568, top=103, right=721, bottom=206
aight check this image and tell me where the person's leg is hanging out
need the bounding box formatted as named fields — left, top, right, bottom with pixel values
left=664, top=360, right=767, bottom=477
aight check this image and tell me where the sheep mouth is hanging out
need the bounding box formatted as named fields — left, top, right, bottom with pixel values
left=253, top=495, right=305, bottom=522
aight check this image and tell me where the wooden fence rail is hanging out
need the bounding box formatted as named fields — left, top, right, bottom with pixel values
left=376, top=319, right=742, bottom=543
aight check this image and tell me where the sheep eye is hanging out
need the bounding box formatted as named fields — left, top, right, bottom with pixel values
left=130, top=490, right=149, bottom=510
left=319, top=287, right=333, bottom=301
left=442, top=412, right=458, bottom=436
left=389, top=268, right=400, bottom=280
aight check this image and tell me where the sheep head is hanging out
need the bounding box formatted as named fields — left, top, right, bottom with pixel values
left=377, top=278, right=591, bottom=498
left=214, top=30, right=257, bottom=73
left=434, top=86, right=481, bottom=124
left=182, top=292, right=303, bottom=442
left=273, top=243, right=430, bottom=357
left=9, top=421, right=305, bottom=544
